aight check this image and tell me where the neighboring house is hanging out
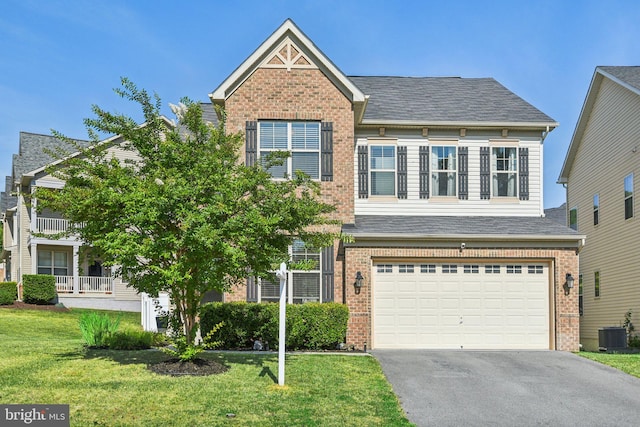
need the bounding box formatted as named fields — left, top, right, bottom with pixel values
left=2, top=19, right=584, bottom=351
left=558, top=66, right=640, bottom=351
left=1, top=132, right=143, bottom=310
left=212, top=19, right=583, bottom=350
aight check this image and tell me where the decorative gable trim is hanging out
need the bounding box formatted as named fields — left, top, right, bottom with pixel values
left=209, top=19, right=365, bottom=104
left=262, top=37, right=317, bottom=71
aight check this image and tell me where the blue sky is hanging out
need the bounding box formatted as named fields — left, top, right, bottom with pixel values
left=1, top=0, right=639, bottom=208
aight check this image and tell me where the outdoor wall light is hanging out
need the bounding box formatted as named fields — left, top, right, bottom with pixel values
left=354, top=271, right=364, bottom=295
left=566, top=273, right=575, bottom=289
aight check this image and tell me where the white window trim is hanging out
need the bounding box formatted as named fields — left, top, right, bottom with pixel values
left=257, top=243, right=322, bottom=304
left=491, top=146, right=519, bottom=198
left=258, top=121, right=321, bottom=180
left=369, top=143, right=397, bottom=197
left=431, top=145, right=457, bottom=197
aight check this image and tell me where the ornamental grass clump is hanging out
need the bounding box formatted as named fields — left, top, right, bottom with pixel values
left=79, top=312, right=122, bottom=348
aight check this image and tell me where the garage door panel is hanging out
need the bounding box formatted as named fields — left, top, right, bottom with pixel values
left=374, top=262, right=549, bottom=350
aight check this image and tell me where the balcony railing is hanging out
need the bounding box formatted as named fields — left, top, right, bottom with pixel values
left=36, top=218, right=69, bottom=234
left=55, top=275, right=113, bottom=294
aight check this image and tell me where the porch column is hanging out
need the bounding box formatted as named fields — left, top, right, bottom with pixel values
left=73, top=245, right=80, bottom=294
left=30, top=196, right=37, bottom=233
left=30, top=242, right=37, bottom=274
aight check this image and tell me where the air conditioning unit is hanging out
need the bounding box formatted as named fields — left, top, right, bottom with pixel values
left=598, top=327, right=627, bottom=352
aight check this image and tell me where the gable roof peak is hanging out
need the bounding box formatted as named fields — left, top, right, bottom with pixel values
left=209, top=19, right=365, bottom=105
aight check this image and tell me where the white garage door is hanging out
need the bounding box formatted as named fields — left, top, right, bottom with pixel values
left=373, top=262, right=550, bottom=349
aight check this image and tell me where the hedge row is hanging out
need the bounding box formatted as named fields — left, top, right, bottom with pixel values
left=200, top=302, right=349, bottom=351
left=23, top=274, right=57, bottom=305
left=0, top=282, right=18, bottom=305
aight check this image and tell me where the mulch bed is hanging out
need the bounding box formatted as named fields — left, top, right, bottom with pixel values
left=148, top=358, right=229, bottom=376
left=0, top=301, right=70, bottom=312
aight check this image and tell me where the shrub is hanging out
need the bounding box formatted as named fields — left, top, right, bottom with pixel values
left=200, top=302, right=349, bottom=351
left=0, top=282, right=18, bottom=305
left=105, top=330, right=165, bottom=350
left=22, top=274, right=56, bottom=305
left=79, top=312, right=122, bottom=348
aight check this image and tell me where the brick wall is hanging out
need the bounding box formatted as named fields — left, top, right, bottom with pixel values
left=223, top=66, right=354, bottom=303
left=343, top=246, right=580, bottom=351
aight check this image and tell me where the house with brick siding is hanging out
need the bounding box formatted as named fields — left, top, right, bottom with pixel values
left=213, top=19, right=584, bottom=351
left=2, top=19, right=584, bottom=351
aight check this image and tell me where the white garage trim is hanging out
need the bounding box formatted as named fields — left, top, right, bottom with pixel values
left=373, top=260, right=552, bottom=350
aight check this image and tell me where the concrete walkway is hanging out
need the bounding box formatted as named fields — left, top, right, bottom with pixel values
left=373, top=350, right=640, bottom=427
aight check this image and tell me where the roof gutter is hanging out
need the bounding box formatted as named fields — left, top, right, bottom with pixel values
left=358, top=119, right=559, bottom=130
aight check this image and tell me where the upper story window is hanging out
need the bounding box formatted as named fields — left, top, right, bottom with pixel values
left=594, top=271, right=600, bottom=297
left=593, top=194, right=599, bottom=226
left=492, top=147, right=517, bottom=197
left=431, top=146, right=457, bottom=197
left=569, top=206, right=578, bottom=231
left=258, top=121, right=320, bottom=179
left=370, top=145, right=396, bottom=196
left=624, top=173, right=633, bottom=219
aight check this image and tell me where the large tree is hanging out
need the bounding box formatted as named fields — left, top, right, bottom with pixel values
left=36, top=78, right=338, bottom=345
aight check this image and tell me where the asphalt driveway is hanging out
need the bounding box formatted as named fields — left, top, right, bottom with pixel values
left=372, top=350, right=640, bottom=427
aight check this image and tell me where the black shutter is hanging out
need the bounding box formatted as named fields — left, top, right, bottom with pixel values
left=519, top=147, right=529, bottom=200
left=321, top=245, right=334, bottom=302
left=245, top=121, right=257, bottom=167
left=397, top=146, right=407, bottom=199
left=458, top=146, right=468, bottom=200
left=246, top=276, right=258, bottom=302
left=358, top=146, right=368, bottom=198
left=480, top=146, right=491, bottom=200
left=321, top=122, right=333, bottom=181
left=419, top=146, right=429, bottom=199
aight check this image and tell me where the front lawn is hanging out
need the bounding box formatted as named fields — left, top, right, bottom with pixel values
left=578, top=352, right=640, bottom=378
left=0, top=307, right=411, bottom=426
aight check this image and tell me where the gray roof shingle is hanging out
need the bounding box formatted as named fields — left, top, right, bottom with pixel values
left=342, top=215, right=580, bottom=238
left=12, top=132, right=89, bottom=179
left=599, top=66, right=640, bottom=92
left=348, top=76, right=556, bottom=124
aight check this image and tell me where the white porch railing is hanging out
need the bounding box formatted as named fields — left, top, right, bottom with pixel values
left=54, top=276, right=113, bottom=294
left=79, top=276, right=113, bottom=293
left=36, top=217, right=69, bottom=234
left=55, top=276, right=74, bottom=293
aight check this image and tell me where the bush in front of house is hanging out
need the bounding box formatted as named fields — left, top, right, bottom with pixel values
left=22, top=274, right=57, bottom=305
left=200, top=301, right=349, bottom=351
left=0, top=282, right=18, bottom=305
left=104, top=330, right=167, bottom=350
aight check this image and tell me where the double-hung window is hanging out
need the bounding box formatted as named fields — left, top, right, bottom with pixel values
left=370, top=145, right=396, bottom=196
left=259, top=121, right=320, bottom=179
left=431, top=146, right=457, bottom=196
left=37, top=250, right=68, bottom=276
left=258, top=240, right=322, bottom=304
left=625, top=173, right=633, bottom=219
left=492, top=147, right=518, bottom=197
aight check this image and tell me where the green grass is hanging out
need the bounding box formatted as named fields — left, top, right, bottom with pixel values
left=0, top=308, right=411, bottom=426
left=578, top=352, right=640, bottom=378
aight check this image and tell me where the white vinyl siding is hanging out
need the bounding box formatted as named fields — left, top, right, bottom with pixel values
left=354, top=133, right=543, bottom=216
